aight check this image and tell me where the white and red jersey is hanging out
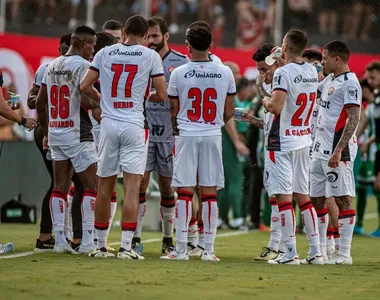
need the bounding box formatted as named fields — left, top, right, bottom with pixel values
left=34, top=63, right=49, bottom=87
left=42, top=55, right=93, bottom=146
left=208, top=53, right=222, bottom=64
left=90, top=44, right=164, bottom=128
left=313, top=72, right=362, bottom=161
left=168, top=60, right=236, bottom=137
left=268, top=62, right=318, bottom=152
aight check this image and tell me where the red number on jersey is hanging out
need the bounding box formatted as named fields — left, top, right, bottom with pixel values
left=291, top=92, right=316, bottom=126
left=50, top=85, right=70, bottom=119
left=187, top=88, right=217, bottom=122
left=111, top=64, right=138, bottom=98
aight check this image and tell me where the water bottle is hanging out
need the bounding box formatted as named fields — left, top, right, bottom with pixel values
left=314, top=61, right=323, bottom=73
left=234, top=108, right=244, bottom=121
left=46, top=149, right=52, bottom=161
left=265, top=47, right=282, bottom=66
left=0, top=242, right=14, bottom=254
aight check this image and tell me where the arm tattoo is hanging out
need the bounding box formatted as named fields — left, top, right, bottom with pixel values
left=257, top=82, right=270, bottom=100
left=251, top=116, right=263, bottom=129
left=335, top=106, right=360, bottom=152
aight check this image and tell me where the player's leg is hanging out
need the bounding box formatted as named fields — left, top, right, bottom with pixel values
left=161, top=136, right=197, bottom=260
left=267, top=151, right=299, bottom=265
left=50, top=147, right=75, bottom=253
left=326, top=197, right=339, bottom=256
left=33, top=125, right=55, bottom=252
left=70, top=174, right=83, bottom=248
left=65, top=185, right=75, bottom=243
left=325, top=161, right=356, bottom=265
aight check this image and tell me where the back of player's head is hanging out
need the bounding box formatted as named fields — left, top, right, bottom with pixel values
left=366, top=61, right=380, bottom=72
left=94, top=32, right=117, bottom=55
left=284, top=29, right=308, bottom=56
left=60, top=33, right=72, bottom=46
left=125, top=15, right=149, bottom=37
left=73, top=25, right=96, bottom=37
left=323, top=40, right=350, bottom=63
left=189, top=21, right=212, bottom=33
left=186, top=22, right=212, bottom=51
left=148, top=17, right=168, bottom=35
left=252, top=43, right=274, bottom=62
left=102, top=19, right=123, bottom=32
left=302, top=49, right=322, bottom=62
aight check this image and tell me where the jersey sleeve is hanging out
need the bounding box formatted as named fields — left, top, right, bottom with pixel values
left=343, top=80, right=362, bottom=107
left=272, top=68, right=289, bottom=93
left=90, top=48, right=103, bottom=73
left=227, top=68, right=236, bottom=96
left=151, top=51, right=164, bottom=78
left=78, top=62, right=90, bottom=82
left=41, top=67, right=48, bottom=87
left=34, top=64, right=47, bottom=87
left=317, top=78, right=325, bottom=93
left=167, top=69, right=179, bottom=99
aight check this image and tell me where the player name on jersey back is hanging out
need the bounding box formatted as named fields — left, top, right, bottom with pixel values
left=313, top=72, right=362, bottom=161
left=42, top=55, right=93, bottom=146
left=90, top=44, right=164, bottom=128
left=168, top=61, right=236, bottom=137
left=146, top=49, right=189, bottom=142
left=268, top=62, right=318, bottom=152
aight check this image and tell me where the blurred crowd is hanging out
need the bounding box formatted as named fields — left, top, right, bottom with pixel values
left=5, top=1, right=380, bottom=51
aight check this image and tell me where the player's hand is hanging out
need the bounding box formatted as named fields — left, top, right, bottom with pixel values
left=360, top=142, right=369, bottom=157
left=234, top=140, right=250, bottom=157
left=241, top=111, right=253, bottom=123
left=42, top=136, right=49, bottom=150
left=328, top=150, right=341, bottom=169
left=23, top=117, right=37, bottom=131
left=255, top=71, right=269, bottom=86
left=6, top=100, right=21, bottom=110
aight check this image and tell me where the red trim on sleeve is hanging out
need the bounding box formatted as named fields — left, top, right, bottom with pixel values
left=89, top=66, right=99, bottom=73
left=272, top=88, right=287, bottom=93
left=344, top=103, right=360, bottom=108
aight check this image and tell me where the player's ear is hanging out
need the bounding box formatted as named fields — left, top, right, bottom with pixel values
left=164, top=32, right=169, bottom=42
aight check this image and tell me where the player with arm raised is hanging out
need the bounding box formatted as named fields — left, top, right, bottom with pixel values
left=311, top=41, right=362, bottom=265
left=80, top=15, right=167, bottom=259
left=258, top=29, right=321, bottom=265
left=36, top=25, right=99, bottom=255
left=160, top=22, right=235, bottom=261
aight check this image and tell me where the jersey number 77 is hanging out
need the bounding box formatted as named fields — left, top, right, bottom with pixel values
left=111, top=64, right=138, bottom=98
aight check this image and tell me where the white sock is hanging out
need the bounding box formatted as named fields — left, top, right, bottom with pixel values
left=134, top=193, right=146, bottom=239
left=50, top=189, right=67, bottom=245
left=316, top=207, right=329, bottom=258
left=201, top=195, right=218, bottom=254
left=334, top=227, right=340, bottom=251
left=198, top=220, right=205, bottom=249
left=188, top=217, right=198, bottom=247
left=175, top=191, right=193, bottom=254
left=267, top=198, right=281, bottom=251
left=160, top=195, right=175, bottom=238
left=65, top=186, right=74, bottom=242
left=81, top=191, right=96, bottom=246
left=105, top=193, right=117, bottom=241
left=121, top=222, right=136, bottom=251
left=94, top=222, right=109, bottom=249
left=338, top=210, right=355, bottom=258
left=299, top=200, right=320, bottom=257
left=326, top=227, right=335, bottom=256
left=279, top=201, right=297, bottom=259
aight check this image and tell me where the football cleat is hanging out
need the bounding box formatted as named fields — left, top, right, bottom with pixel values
left=132, top=238, right=144, bottom=255
left=117, top=247, right=145, bottom=260
left=34, top=238, right=55, bottom=253
left=77, top=243, right=96, bottom=255
left=255, top=247, right=279, bottom=261
left=370, top=228, right=380, bottom=238
left=89, top=247, right=115, bottom=258
left=53, top=242, right=78, bottom=254
left=324, top=254, right=353, bottom=265
left=300, top=254, right=324, bottom=265
left=201, top=250, right=220, bottom=262
left=188, top=246, right=204, bottom=257
left=160, top=250, right=189, bottom=260
left=268, top=255, right=300, bottom=265
left=162, top=238, right=175, bottom=254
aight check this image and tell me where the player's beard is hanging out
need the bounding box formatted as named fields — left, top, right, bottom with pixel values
left=149, top=38, right=165, bottom=53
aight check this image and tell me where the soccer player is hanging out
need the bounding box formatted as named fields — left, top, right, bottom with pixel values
left=311, top=40, right=362, bottom=265
left=81, top=15, right=167, bottom=259
left=36, top=25, right=100, bottom=254
left=132, top=17, right=189, bottom=254
left=256, top=29, right=321, bottom=265
left=160, top=21, right=236, bottom=261
left=102, top=20, right=124, bottom=43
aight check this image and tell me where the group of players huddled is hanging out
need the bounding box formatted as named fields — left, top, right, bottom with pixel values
left=27, top=13, right=360, bottom=264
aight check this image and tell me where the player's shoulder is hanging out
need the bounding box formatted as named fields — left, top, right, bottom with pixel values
left=342, top=72, right=360, bottom=86
left=208, top=53, right=222, bottom=64
left=168, top=49, right=188, bottom=60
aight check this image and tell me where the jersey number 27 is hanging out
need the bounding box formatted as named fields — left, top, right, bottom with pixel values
left=291, top=92, right=316, bottom=126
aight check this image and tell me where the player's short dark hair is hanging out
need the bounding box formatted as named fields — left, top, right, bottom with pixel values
left=94, top=32, right=117, bottom=55
left=73, top=25, right=96, bottom=36
left=302, top=49, right=322, bottom=62
left=190, top=21, right=212, bottom=33
left=60, top=34, right=72, bottom=46
left=324, top=40, right=350, bottom=63
left=252, top=43, right=275, bottom=62
left=285, top=29, right=308, bottom=56
left=186, top=22, right=212, bottom=51
left=102, top=19, right=123, bottom=32
left=366, top=61, right=380, bottom=72
left=125, top=15, right=149, bottom=37
left=148, top=17, right=168, bottom=35
left=237, top=77, right=249, bottom=92
left=360, top=78, right=374, bottom=92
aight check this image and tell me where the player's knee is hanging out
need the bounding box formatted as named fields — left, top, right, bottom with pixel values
left=310, top=196, right=325, bottom=210
left=335, top=196, right=352, bottom=211
left=158, top=176, right=173, bottom=197
left=140, top=174, right=150, bottom=193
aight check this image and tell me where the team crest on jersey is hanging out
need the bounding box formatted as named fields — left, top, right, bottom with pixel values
left=168, top=66, right=175, bottom=73
left=328, top=87, right=334, bottom=95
